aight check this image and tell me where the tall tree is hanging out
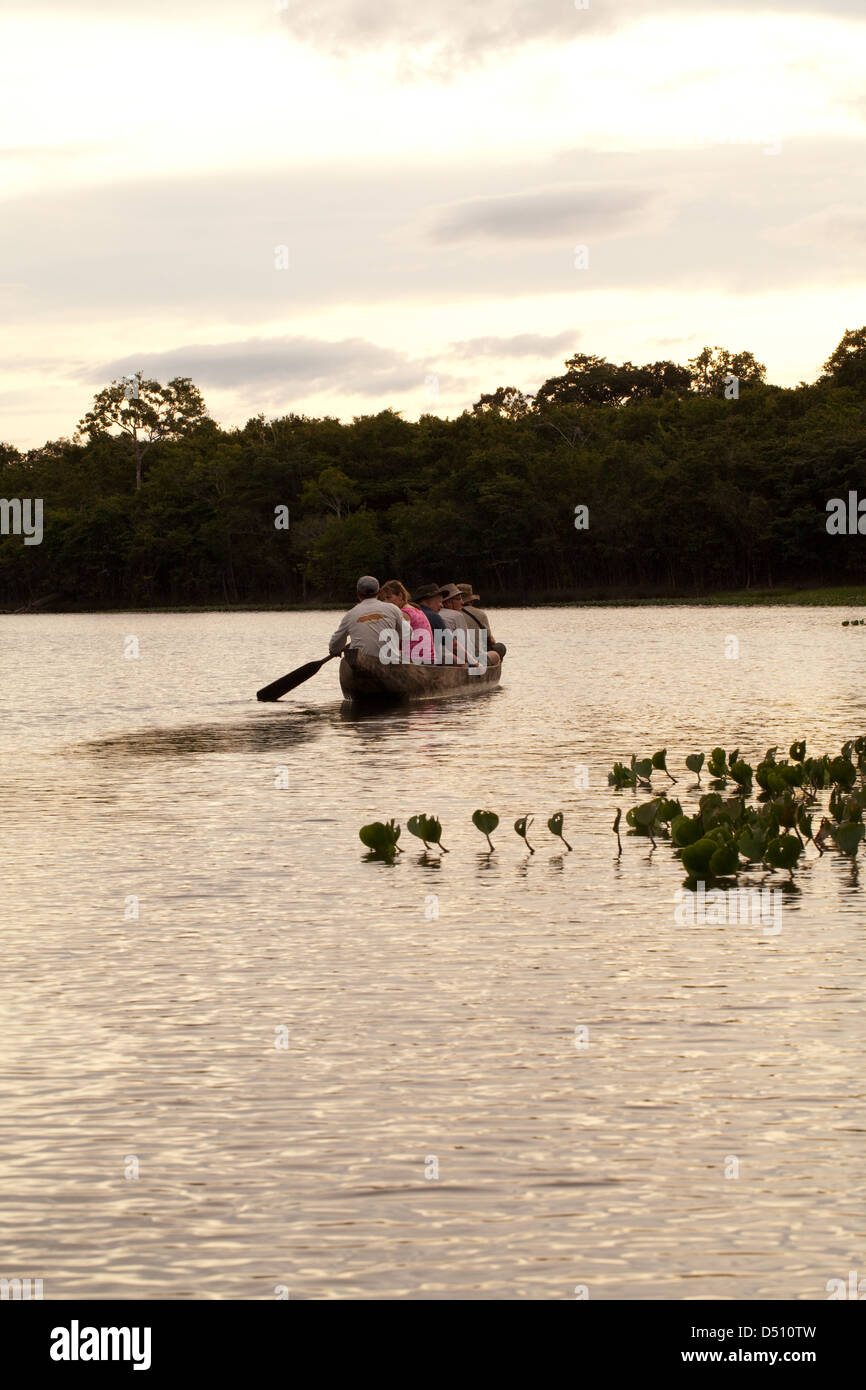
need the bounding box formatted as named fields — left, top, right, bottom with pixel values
left=77, top=372, right=209, bottom=490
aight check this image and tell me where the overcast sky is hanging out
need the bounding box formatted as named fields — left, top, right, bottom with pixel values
left=2, top=0, right=866, bottom=447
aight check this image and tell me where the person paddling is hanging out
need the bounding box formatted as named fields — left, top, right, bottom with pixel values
left=328, top=575, right=404, bottom=668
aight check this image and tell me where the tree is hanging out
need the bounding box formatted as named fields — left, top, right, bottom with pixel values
left=77, top=372, right=209, bottom=490
left=535, top=354, right=625, bottom=408
left=687, top=347, right=766, bottom=396
left=471, top=386, right=532, bottom=419
left=300, top=465, right=359, bottom=519
left=305, top=509, right=385, bottom=596
left=822, top=327, right=866, bottom=391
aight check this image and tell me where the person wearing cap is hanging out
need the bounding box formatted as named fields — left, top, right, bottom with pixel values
left=458, top=584, right=506, bottom=661
left=328, top=575, right=404, bottom=661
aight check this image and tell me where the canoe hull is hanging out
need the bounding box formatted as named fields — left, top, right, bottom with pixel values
left=338, top=649, right=502, bottom=702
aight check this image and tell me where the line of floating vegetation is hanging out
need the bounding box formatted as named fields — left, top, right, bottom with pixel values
left=608, top=741, right=866, bottom=882
left=358, top=810, right=573, bottom=860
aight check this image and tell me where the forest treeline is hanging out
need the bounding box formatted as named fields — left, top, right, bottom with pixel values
left=2, top=332, right=866, bottom=609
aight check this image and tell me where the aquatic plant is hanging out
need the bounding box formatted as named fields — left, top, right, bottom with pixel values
left=609, top=736, right=866, bottom=887
left=608, top=761, right=637, bottom=789
left=359, top=819, right=402, bottom=859
left=472, top=809, right=499, bottom=851
left=764, top=833, right=802, bottom=879
left=652, top=749, right=677, bottom=784
left=407, top=814, right=448, bottom=853
left=833, top=821, right=865, bottom=856
left=514, top=815, right=535, bottom=853
left=547, top=811, right=573, bottom=851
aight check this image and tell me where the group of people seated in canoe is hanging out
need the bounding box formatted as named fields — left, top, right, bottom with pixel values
left=329, top=575, right=506, bottom=669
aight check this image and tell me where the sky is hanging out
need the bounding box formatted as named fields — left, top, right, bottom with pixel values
left=2, top=0, right=866, bottom=448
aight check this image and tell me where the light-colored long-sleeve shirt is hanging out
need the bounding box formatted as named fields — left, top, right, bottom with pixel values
left=462, top=604, right=494, bottom=642
left=329, top=598, right=405, bottom=657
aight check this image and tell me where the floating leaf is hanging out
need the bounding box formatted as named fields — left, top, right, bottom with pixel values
left=359, top=819, right=402, bottom=858
left=832, top=821, right=865, bottom=857
left=652, top=749, right=677, bottom=783
left=407, top=814, right=447, bottom=852
left=708, top=747, right=728, bottom=779
left=829, top=756, right=857, bottom=790
left=796, top=807, right=814, bottom=842
left=472, top=809, right=499, bottom=851
left=737, top=825, right=766, bottom=862
left=709, top=842, right=740, bottom=877
left=514, top=815, right=535, bottom=853
left=671, top=814, right=703, bottom=847
left=547, top=811, right=572, bottom=851
left=608, top=761, right=637, bottom=789
left=685, top=752, right=705, bottom=779
left=764, top=833, right=802, bottom=877
left=680, top=837, right=718, bottom=876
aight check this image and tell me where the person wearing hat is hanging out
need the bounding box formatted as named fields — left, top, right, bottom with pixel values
left=412, top=583, right=449, bottom=638
left=439, top=583, right=471, bottom=633
left=458, top=584, right=506, bottom=661
left=328, top=575, right=404, bottom=661
left=438, top=582, right=500, bottom=668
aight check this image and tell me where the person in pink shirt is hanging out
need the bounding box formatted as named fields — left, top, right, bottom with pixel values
left=378, top=580, right=434, bottom=663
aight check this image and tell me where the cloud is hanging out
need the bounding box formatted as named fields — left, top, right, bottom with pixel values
left=767, top=204, right=866, bottom=249
left=4, top=140, right=866, bottom=340
left=427, top=184, right=654, bottom=245
left=10, top=2, right=866, bottom=70
left=272, top=0, right=866, bottom=69
left=89, top=335, right=448, bottom=397
left=445, top=331, right=577, bottom=359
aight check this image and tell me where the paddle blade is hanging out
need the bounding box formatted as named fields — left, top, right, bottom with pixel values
left=256, top=655, right=334, bottom=701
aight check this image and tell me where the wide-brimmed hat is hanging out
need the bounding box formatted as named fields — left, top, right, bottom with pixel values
left=439, top=583, right=463, bottom=601
left=413, top=583, right=446, bottom=601
left=458, top=583, right=480, bottom=602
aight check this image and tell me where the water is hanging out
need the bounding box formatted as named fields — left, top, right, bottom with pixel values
left=1, top=607, right=864, bottom=1300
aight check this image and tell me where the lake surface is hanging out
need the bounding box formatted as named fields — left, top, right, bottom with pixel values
left=1, top=607, right=864, bottom=1301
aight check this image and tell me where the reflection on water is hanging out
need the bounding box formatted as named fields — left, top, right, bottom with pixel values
left=1, top=607, right=865, bottom=1300
left=83, top=711, right=331, bottom=758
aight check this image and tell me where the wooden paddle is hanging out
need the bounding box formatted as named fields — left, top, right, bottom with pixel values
left=256, top=653, right=337, bottom=702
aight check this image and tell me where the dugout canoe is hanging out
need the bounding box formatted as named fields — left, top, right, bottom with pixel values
left=338, top=648, right=502, bottom=702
